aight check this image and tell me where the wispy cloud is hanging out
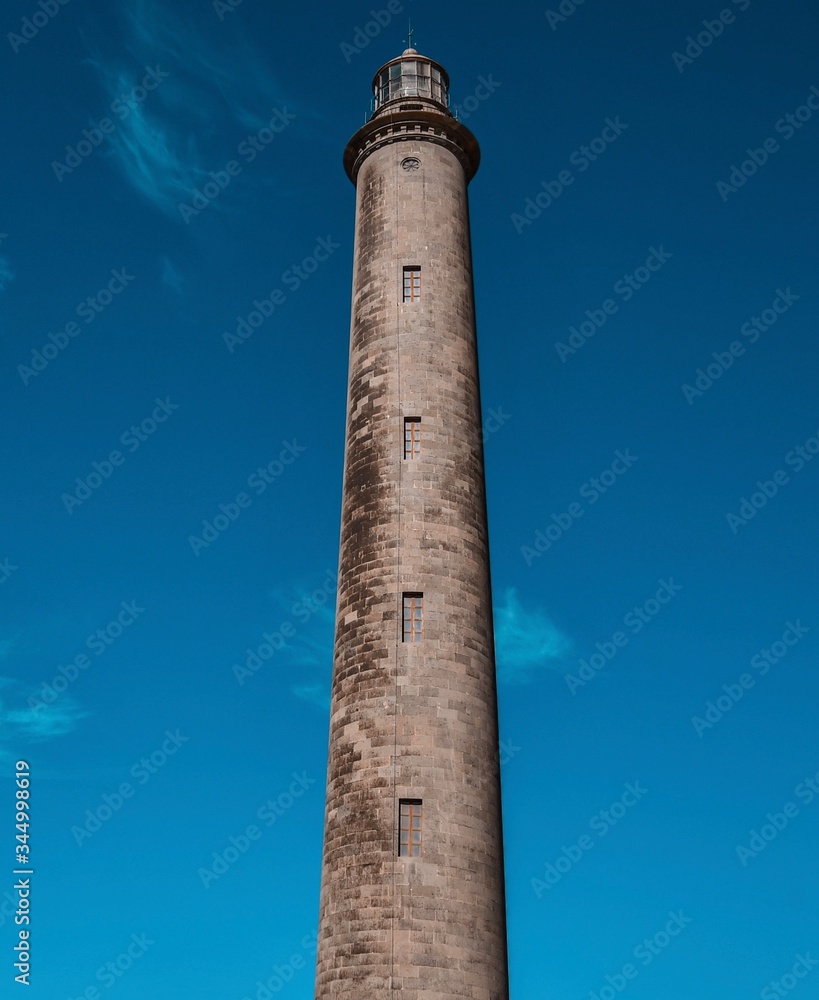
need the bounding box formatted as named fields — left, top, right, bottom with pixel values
left=285, top=605, right=333, bottom=709
left=160, top=254, right=184, bottom=293
left=286, top=617, right=335, bottom=671
left=494, top=588, right=572, bottom=684
left=263, top=579, right=334, bottom=710
left=291, top=682, right=330, bottom=711
left=85, top=0, right=289, bottom=217
left=0, top=257, right=14, bottom=293
left=0, top=676, right=88, bottom=763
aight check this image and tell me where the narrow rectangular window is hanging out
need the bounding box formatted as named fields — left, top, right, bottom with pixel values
left=399, top=799, right=423, bottom=857
left=404, top=418, right=421, bottom=459
left=402, top=593, right=423, bottom=643
left=402, top=266, right=421, bottom=302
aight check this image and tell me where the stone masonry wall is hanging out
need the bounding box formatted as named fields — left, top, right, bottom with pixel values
left=314, top=133, right=509, bottom=1000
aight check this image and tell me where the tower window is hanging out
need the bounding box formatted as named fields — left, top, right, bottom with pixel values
left=404, top=418, right=421, bottom=459
left=403, top=266, right=421, bottom=302
left=399, top=799, right=423, bottom=857
left=402, top=593, right=423, bottom=643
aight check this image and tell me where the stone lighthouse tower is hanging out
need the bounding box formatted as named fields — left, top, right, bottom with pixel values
left=314, top=45, right=509, bottom=1000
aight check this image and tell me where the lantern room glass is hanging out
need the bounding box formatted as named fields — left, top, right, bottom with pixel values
left=373, top=58, right=448, bottom=111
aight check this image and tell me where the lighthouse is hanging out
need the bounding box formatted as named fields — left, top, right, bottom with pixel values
left=314, top=45, right=510, bottom=1000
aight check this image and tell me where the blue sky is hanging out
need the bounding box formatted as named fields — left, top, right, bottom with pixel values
left=1, top=0, right=818, bottom=997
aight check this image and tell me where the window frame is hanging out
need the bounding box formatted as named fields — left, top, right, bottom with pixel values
left=402, top=266, right=421, bottom=303
left=398, top=799, right=423, bottom=858
left=402, top=593, right=423, bottom=643
left=404, top=417, right=421, bottom=460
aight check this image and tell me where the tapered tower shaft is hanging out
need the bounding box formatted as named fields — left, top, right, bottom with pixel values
left=315, top=48, right=509, bottom=1000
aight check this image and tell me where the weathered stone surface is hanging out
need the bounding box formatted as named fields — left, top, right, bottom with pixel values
left=315, top=83, right=508, bottom=1000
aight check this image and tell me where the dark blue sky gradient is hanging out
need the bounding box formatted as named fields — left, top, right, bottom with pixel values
left=1, top=1, right=818, bottom=997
